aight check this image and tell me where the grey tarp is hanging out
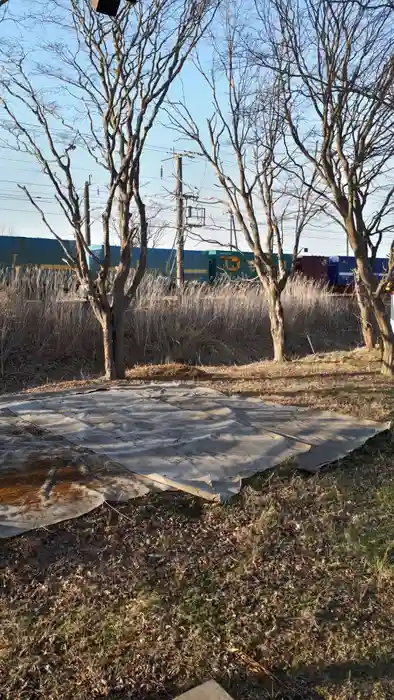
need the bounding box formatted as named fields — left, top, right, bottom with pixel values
left=0, top=382, right=390, bottom=538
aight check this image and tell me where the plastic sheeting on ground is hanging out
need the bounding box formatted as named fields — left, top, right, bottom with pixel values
left=0, top=382, right=390, bottom=538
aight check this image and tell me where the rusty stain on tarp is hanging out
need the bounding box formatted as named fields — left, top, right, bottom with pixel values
left=1, top=458, right=87, bottom=504
left=0, top=382, right=390, bottom=539
left=0, top=409, right=154, bottom=539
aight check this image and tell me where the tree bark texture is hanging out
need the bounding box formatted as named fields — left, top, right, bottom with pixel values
left=354, top=257, right=394, bottom=376
left=354, top=271, right=375, bottom=350
left=371, top=294, right=394, bottom=376
left=113, top=310, right=125, bottom=379
left=266, top=283, right=286, bottom=362
left=101, top=309, right=126, bottom=380
left=102, top=314, right=116, bottom=380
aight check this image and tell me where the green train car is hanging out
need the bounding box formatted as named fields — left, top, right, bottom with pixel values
left=208, top=250, right=293, bottom=281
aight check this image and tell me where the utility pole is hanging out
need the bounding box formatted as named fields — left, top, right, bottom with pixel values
left=84, top=180, right=91, bottom=247
left=161, top=149, right=197, bottom=284
left=175, top=154, right=184, bottom=290
left=229, top=210, right=238, bottom=250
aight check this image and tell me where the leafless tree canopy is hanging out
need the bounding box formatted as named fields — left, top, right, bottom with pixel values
left=168, top=2, right=320, bottom=361
left=257, top=0, right=394, bottom=371
left=0, top=0, right=217, bottom=377
left=352, top=0, right=394, bottom=8
left=259, top=0, right=394, bottom=264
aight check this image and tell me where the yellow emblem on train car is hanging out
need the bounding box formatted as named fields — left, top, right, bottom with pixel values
left=220, top=255, right=241, bottom=272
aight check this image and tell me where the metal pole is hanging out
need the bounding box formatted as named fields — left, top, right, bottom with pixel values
left=229, top=211, right=233, bottom=249
left=84, top=180, right=91, bottom=247
left=233, top=213, right=238, bottom=250
left=175, top=154, right=184, bottom=290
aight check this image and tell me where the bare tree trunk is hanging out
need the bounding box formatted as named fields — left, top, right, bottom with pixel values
left=354, top=271, right=375, bottom=350
left=112, top=309, right=125, bottom=380
left=371, top=295, right=394, bottom=376
left=355, top=258, right=394, bottom=375
left=102, top=313, right=116, bottom=380
left=266, top=283, right=285, bottom=362
left=100, top=309, right=126, bottom=380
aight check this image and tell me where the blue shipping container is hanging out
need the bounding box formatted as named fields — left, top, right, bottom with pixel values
left=0, top=235, right=75, bottom=269
left=328, top=255, right=389, bottom=287
left=183, top=250, right=210, bottom=282
left=372, top=257, right=389, bottom=279
left=86, top=246, right=210, bottom=282
left=89, top=246, right=173, bottom=274
left=328, top=256, right=355, bottom=287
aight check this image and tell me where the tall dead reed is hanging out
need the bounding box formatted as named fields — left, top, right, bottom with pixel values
left=0, top=269, right=359, bottom=389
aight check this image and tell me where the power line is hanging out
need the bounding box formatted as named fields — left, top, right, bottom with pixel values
left=0, top=120, right=173, bottom=153
left=3, top=120, right=394, bottom=189
left=1, top=141, right=393, bottom=206
left=0, top=206, right=66, bottom=215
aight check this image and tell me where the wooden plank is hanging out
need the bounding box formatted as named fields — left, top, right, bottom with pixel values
left=174, top=681, right=234, bottom=700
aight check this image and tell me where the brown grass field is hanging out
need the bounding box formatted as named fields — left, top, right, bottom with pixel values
left=0, top=270, right=359, bottom=391
left=1, top=274, right=394, bottom=700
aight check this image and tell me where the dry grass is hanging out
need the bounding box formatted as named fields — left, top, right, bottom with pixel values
left=20, top=347, right=394, bottom=421
left=1, top=424, right=394, bottom=700
left=2, top=271, right=394, bottom=700
left=0, top=269, right=359, bottom=393
left=206, top=348, right=394, bottom=421
left=1, top=349, right=394, bottom=700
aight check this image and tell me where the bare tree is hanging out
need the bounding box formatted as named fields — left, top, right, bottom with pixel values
left=353, top=0, right=394, bottom=8
left=0, top=0, right=217, bottom=379
left=259, top=0, right=394, bottom=373
left=168, top=6, right=319, bottom=361
left=110, top=195, right=169, bottom=248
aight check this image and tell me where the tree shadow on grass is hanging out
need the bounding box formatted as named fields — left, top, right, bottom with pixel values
left=292, top=657, right=394, bottom=687
left=216, top=381, right=394, bottom=418
left=103, top=656, right=394, bottom=700
left=129, top=368, right=376, bottom=384
left=0, top=489, right=205, bottom=584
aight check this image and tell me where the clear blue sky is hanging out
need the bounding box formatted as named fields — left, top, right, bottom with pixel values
left=0, top=0, right=390, bottom=258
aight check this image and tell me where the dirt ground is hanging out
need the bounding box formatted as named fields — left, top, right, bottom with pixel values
left=1, top=348, right=394, bottom=700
